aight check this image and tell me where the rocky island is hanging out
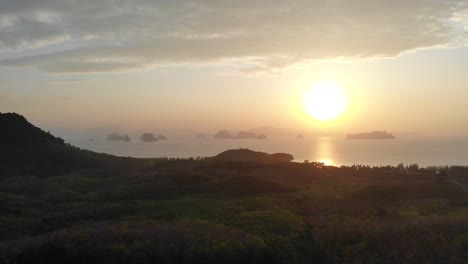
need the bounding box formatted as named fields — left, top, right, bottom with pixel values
left=140, top=133, right=157, bottom=142
left=347, top=131, right=395, bottom=140
left=106, top=133, right=131, bottom=142
left=156, top=134, right=167, bottom=140
left=214, top=130, right=266, bottom=139
left=237, top=131, right=266, bottom=139
left=214, top=130, right=233, bottom=139
left=2, top=113, right=468, bottom=264
left=140, top=133, right=168, bottom=142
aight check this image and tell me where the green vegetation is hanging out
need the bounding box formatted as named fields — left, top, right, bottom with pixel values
left=1, top=113, right=468, bottom=263
left=1, top=159, right=468, bottom=263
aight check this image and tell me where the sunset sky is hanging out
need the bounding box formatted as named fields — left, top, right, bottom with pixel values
left=1, top=0, right=467, bottom=136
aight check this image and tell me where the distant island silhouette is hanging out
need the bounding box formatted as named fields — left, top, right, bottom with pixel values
left=156, top=134, right=167, bottom=140
left=106, top=132, right=131, bottom=142
left=214, top=130, right=233, bottom=138
left=140, top=133, right=167, bottom=142
left=3, top=112, right=468, bottom=264
left=347, top=131, right=395, bottom=140
left=297, top=133, right=304, bottom=139
left=140, top=133, right=156, bottom=142
left=214, top=130, right=266, bottom=139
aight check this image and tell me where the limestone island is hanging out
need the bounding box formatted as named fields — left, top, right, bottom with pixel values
left=140, top=133, right=157, bottom=142
left=156, top=134, right=167, bottom=140
left=214, top=130, right=266, bottom=139
left=214, top=130, right=233, bottom=139
left=347, top=131, right=395, bottom=140
left=139, top=133, right=167, bottom=142
left=106, top=133, right=131, bottom=142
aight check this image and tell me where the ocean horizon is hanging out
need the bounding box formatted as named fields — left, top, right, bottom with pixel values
left=67, top=136, right=468, bottom=167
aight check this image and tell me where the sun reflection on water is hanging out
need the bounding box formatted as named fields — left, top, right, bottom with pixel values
left=313, top=137, right=336, bottom=166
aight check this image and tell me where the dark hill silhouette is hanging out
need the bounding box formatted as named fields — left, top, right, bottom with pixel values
left=0, top=113, right=66, bottom=146
left=0, top=112, right=102, bottom=177
left=214, top=149, right=294, bottom=163
left=0, top=113, right=294, bottom=178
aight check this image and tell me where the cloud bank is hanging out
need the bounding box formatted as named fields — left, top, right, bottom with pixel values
left=0, top=0, right=467, bottom=73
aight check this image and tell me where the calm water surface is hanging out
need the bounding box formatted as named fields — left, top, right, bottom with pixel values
left=69, top=137, right=468, bottom=167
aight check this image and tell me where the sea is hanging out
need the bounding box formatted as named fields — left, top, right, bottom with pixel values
left=67, top=136, right=468, bottom=167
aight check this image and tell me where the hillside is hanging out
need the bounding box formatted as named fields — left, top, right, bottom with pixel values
left=0, top=113, right=66, bottom=146
left=0, top=113, right=103, bottom=177
left=214, top=149, right=294, bottom=163
left=0, top=113, right=468, bottom=263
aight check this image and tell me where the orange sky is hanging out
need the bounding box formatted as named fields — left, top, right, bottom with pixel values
left=0, top=1, right=467, bottom=136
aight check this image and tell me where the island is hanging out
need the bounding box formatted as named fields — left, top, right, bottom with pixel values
left=237, top=131, right=266, bottom=139
left=347, top=131, right=395, bottom=140
left=156, top=134, right=167, bottom=140
left=296, top=133, right=304, bottom=139
left=140, top=133, right=167, bottom=142
left=106, top=132, right=131, bottom=142
left=3, top=112, right=468, bottom=264
left=214, top=130, right=233, bottom=139
left=140, top=133, right=157, bottom=142
left=214, top=130, right=267, bottom=139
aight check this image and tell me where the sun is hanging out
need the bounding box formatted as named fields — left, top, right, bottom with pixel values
left=304, top=82, right=347, bottom=121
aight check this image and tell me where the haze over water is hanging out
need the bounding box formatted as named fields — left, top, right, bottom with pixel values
left=2, top=0, right=468, bottom=166
left=69, top=136, right=468, bottom=167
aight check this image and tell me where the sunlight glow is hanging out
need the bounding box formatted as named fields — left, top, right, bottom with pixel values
left=319, top=159, right=334, bottom=166
left=304, top=82, right=347, bottom=121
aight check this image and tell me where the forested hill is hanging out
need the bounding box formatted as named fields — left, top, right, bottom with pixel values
left=2, top=113, right=468, bottom=263
left=0, top=113, right=296, bottom=178
left=0, top=112, right=102, bottom=177
left=0, top=112, right=65, bottom=146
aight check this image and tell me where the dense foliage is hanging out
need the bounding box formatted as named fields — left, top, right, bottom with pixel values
left=1, top=113, right=468, bottom=263
left=1, top=158, right=468, bottom=263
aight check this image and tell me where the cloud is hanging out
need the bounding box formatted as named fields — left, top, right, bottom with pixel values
left=0, top=79, right=86, bottom=88
left=0, top=0, right=467, bottom=73
left=26, top=78, right=87, bottom=84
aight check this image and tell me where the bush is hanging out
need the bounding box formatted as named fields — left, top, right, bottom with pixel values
left=7, top=220, right=279, bottom=264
